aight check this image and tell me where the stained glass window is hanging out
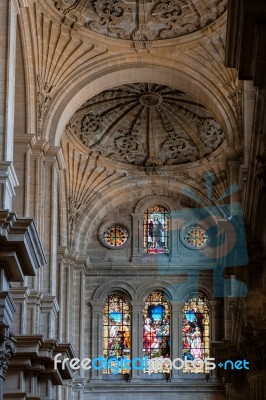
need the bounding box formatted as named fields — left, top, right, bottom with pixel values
left=103, top=292, right=131, bottom=374
left=144, top=206, right=170, bottom=254
left=184, top=226, right=208, bottom=249
left=102, top=225, right=129, bottom=248
left=182, top=292, right=210, bottom=373
left=143, top=292, right=170, bottom=373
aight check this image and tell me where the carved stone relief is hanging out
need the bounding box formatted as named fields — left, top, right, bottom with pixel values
left=37, top=74, right=53, bottom=136
left=51, top=0, right=228, bottom=42
left=0, top=328, right=16, bottom=379
left=66, top=83, right=225, bottom=166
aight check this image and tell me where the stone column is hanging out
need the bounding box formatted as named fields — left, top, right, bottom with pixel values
left=169, top=213, right=179, bottom=262
left=209, top=300, right=221, bottom=382
left=170, top=301, right=184, bottom=380
left=209, top=300, right=220, bottom=342
left=131, top=213, right=143, bottom=263
left=0, top=0, right=19, bottom=210
left=89, top=301, right=103, bottom=380
left=130, top=302, right=143, bottom=381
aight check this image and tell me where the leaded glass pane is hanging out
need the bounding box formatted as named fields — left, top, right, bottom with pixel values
left=103, top=292, right=131, bottom=374
left=144, top=206, right=170, bottom=254
left=143, top=292, right=170, bottom=373
left=182, top=292, right=210, bottom=373
left=102, top=225, right=129, bottom=248
left=184, top=226, right=208, bottom=248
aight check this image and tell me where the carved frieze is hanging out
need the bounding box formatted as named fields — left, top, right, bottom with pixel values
left=51, top=0, right=228, bottom=41
left=66, top=83, right=225, bottom=166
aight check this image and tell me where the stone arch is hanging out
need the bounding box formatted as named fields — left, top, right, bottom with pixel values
left=43, top=59, right=238, bottom=148
left=175, top=284, right=213, bottom=303
left=134, top=195, right=179, bottom=215
left=91, top=280, right=137, bottom=302
left=137, top=283, right=175, bottom=302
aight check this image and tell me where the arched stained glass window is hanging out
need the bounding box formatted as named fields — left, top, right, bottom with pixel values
left=143, top=292, right=170, bottom=373
left=103, top=292, right=131, bottom=374
left=182, top=292, right=210, bottom=373
left=144, top=206, right=170, bottom=254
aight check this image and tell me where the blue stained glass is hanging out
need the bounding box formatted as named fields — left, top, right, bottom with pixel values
left=151, top=305, right=165, bottom=321
left=143, top=292, right=170, bottom=373
left=103, top=293, right=131, bottom=374
left=182, top=293, right=210, bottom=373
left=186, top=310, right=196, bottom=322
left=109, top=311, right=122, bottom=322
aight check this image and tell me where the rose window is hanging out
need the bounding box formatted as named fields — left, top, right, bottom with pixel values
left=184, top=226, right=208, bottom=249
left=102, top=225, right=129, bottom=248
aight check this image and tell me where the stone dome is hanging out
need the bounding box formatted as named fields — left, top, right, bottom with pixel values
left=52, top=0, right=228, bottom=41
left=66, top=83, right=225, bottom=166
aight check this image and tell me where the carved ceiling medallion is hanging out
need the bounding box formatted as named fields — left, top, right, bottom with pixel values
left=52, top=0, right=228, bottom=41
left=66, top=83, right=225, bottom=167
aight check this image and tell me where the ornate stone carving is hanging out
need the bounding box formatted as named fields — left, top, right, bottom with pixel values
left=0, top=327, right=16, bottom=379
left=37, top=74, right=53, bottom=136
left=67, top=83, right=225, bottom=166
left=54, top=0, right=78, bottom=12
left=51, top=0, right=228, bottom=41
left=161, top=135, right=198, bottom=164
left=111, top=132, right=146, bottom=164
left=80, top=113, right=104, bottom=147
left=152, top=0, right=198, bottom=39
left=227, top=80, right=243, bottom=124
left=88, top=0, right=132, bottom=39
left=198, top=117, right=224, bottom=150
left=132, top=24, right=156, bottom=52
left=68, top=195, right=81, bottom=239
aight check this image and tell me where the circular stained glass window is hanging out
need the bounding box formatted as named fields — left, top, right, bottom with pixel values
left=184, top=226, right=208, bottom=249
left=102, top=225, right=129, bottom=248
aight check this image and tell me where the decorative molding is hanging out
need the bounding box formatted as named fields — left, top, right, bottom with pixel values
left=4, top=335, right=75, bottom=398
left=0, top=211, right=46, bottom=280
left=0, top=161, right=19, bottom=209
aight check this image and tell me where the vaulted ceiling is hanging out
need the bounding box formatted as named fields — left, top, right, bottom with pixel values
left=66, top=83, right=225, bottom=167
left=52, top=0, right=228, bottom=41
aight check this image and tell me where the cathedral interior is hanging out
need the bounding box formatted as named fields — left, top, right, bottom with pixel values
left=0, top=0, right=266, bottom=399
